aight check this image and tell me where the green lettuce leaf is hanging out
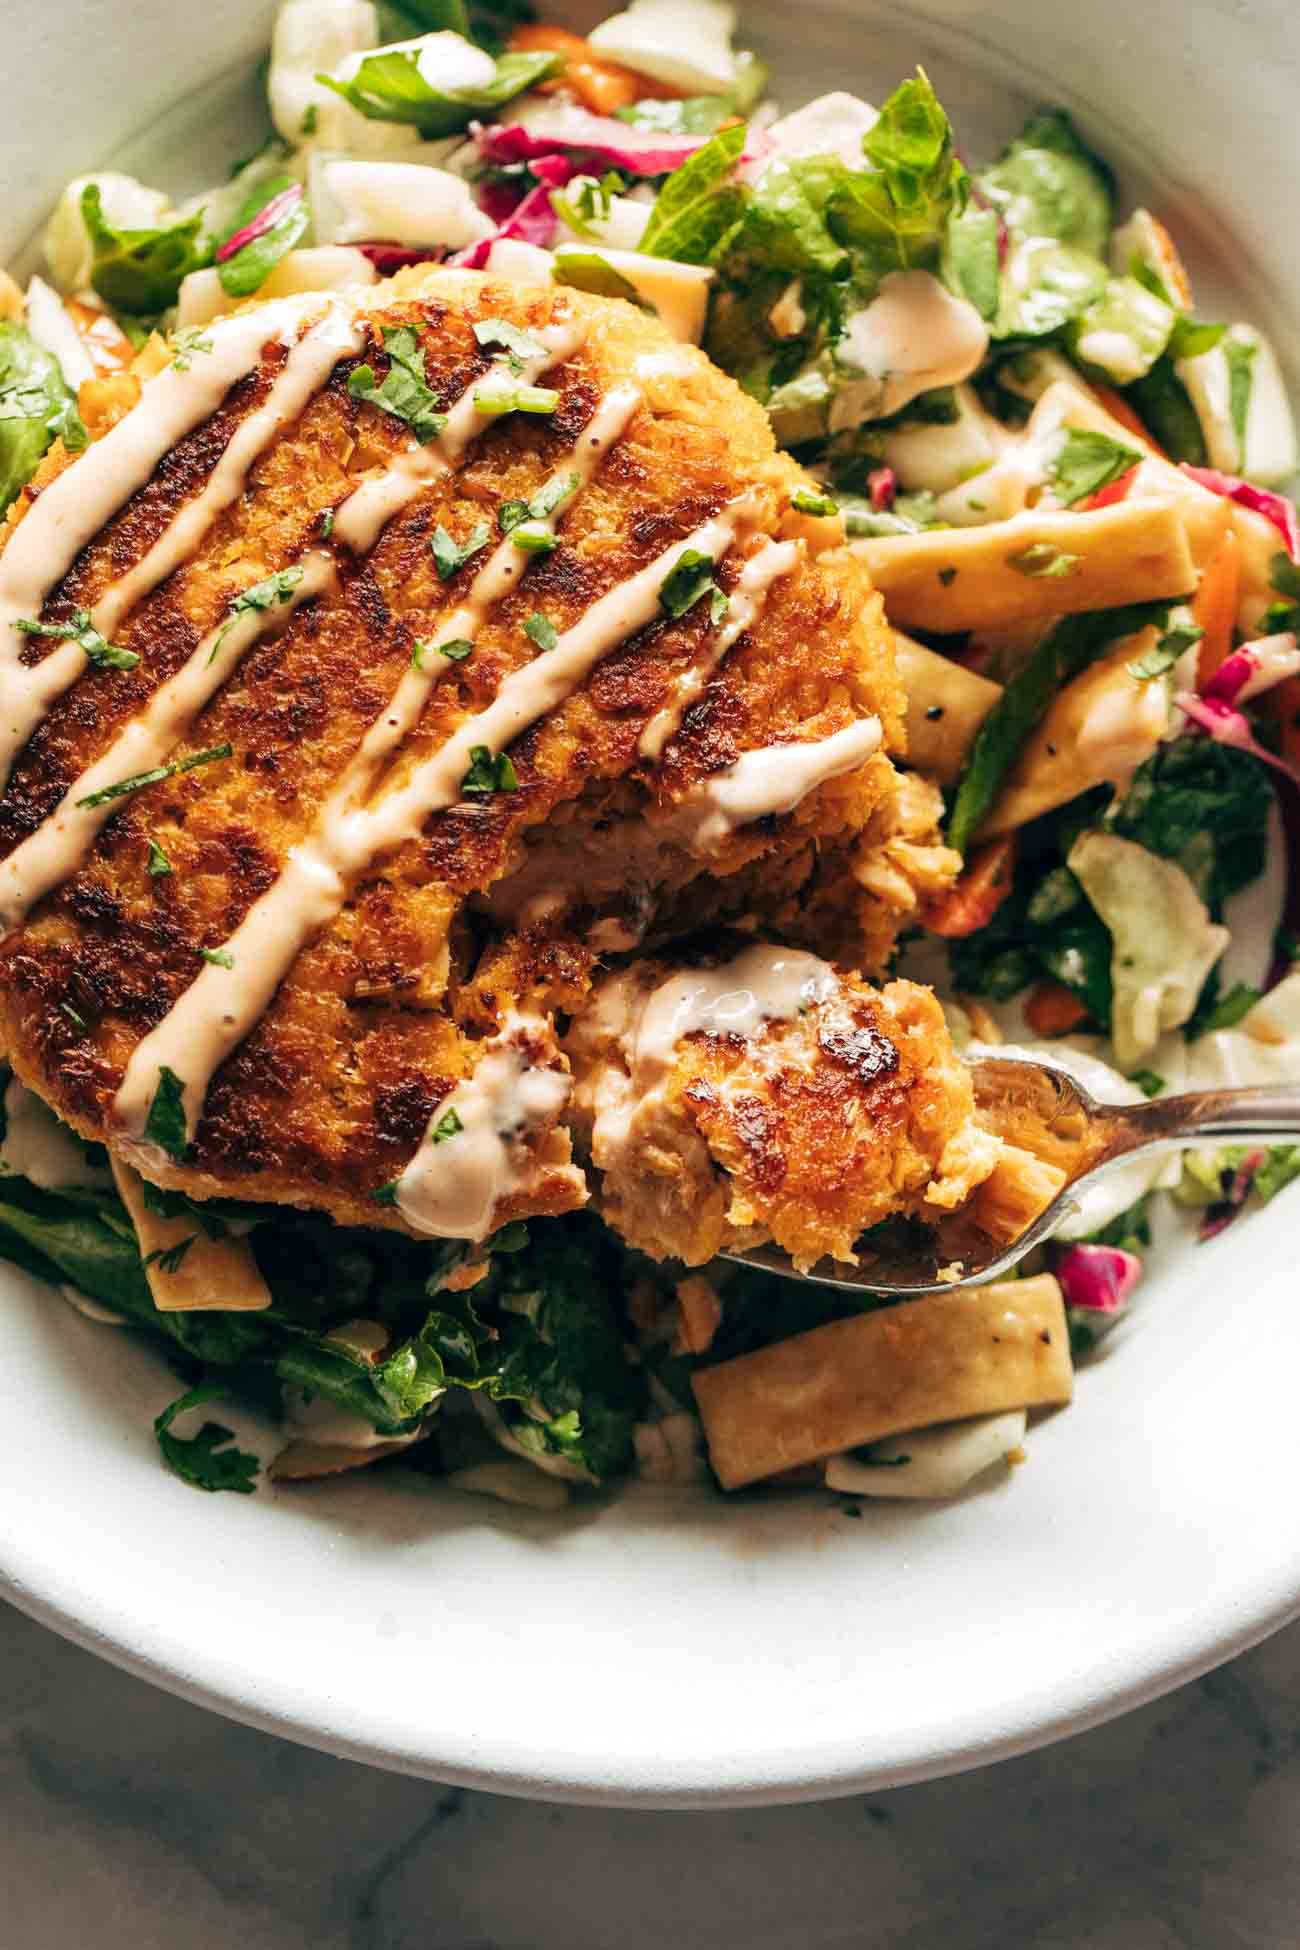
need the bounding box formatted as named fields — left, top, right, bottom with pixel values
left=0, top=323, right=87, bottom=517
left=155, top=1383, right=259, bottom=1494
left=638, top=121, right=748, bottom=263
left=977, top=107, right=1113, bottom=256
left=1110, top=738, right=1273, bottom=912
left=318, top=46, right=561, bottom=138
left=81, top=184, right=212, bottom=316
left=216, top=175, right=310, bottom=300
left=1124, top=355, right=1207, bottom=464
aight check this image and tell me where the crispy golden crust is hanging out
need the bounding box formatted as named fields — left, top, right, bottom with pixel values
left=0, top=270, right=902, bottom=1228
left=565, top=964, right=996, bottom=1269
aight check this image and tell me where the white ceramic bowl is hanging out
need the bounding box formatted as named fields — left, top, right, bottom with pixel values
left=2, top=0, right=1299, bottom=1808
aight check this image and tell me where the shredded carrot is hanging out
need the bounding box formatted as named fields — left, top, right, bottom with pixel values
left=1091, top=382, right=1169, bottom=460
left=1192, top=528, right=1241, bottom=688
left=1024, top=980, right=1089, bottom=1037
left=509, top=24, right=684, bottom=113
left=922, top=835, right=1017, bottom=938
left=65, top=298, right=135, bottom=376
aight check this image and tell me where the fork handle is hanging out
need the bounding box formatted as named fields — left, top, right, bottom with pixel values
left=1109, top=1083, right=1300, bottom=1159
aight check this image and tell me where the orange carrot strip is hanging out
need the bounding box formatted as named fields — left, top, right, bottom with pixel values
left=65, top=299, right=135, bottom=376
left=922, top=835, right=1018, bottom=939
left=1024, top=980, right=1089, bottom=1037
left=509, top=24, right=685, bottom=113
left=1193, top=528, right=1241, bottom=688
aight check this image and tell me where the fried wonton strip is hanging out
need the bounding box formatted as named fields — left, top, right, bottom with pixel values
left=852, top=499, right=1196, bottom=634
left=110, top=1156, right=272, bottom=1314
left=894, top=634, right=1003, bottom=783
left=269, top=1437, right=420, bottom=1480
left=692, top=1274, right=1072, bottom=1490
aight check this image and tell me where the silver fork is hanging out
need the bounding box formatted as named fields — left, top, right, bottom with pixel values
left=720, top=1053, right=1300, bottom=1295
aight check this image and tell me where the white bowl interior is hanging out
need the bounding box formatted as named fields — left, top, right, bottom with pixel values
left=0, top=0, right=1298, bottom=1806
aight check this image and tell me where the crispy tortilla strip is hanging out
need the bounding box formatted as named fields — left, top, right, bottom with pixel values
left=852, top=499, right=1196, bottom=634
left=111, top=1156, right=272, bottom=1314
left=692, top=1274, right=1072, bottom=1490
left=894, top=634, right=1003, bottom=783
left=269, top=1438, right=419, bottom=1481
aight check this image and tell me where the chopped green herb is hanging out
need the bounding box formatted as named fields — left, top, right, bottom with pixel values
left=937, top=565, right=958, bottom=586
left=143, top=1065, right=190, bottom=1163
left=528, top=472, right=579, bottom=520
left=1008, top=543, right=1081, bottom=579
left=709, top=585, right=730, bottom=624
left=61, top=1002, right=88, bottom=1032
left=371, top=1181, right=400, bottom=1206
left=300, top=104, right=319, bottom=137
left=155, top=1383, right=259, bottom=1495
left=1224, top=335, right=1258, bottom=453
left=348, top=325, right=447, bottom=443
left=318, top=506, right=335, bottom=540
left=145, top=1237, right=195, bottom=1276
left=430, top=519, right=490, bottom=580
left=170, top=327, right=214, bottom=372
left=473, top=379, right=559, bottom=418
left=461, top=745, right=519, bottom=795
left=1128, top=620, right=1203, bottom=680
left=473, top=316, right=548, bottom=373
left=199, top=947, right=235, bottom=969
left=524, top=611, right=558, bottom=651
left=508, top=520, right=558, bottom=555
left=438, top=638, right=474, bottom=663
left=76, top=741, right=232, bottom=810
left=430, top=1107, right=464, bottom=1144
left=659, top=548, right=726, bottom=619
left=791, top=486, right=839, bottom=517
left=209, top=564, right=305, bottom=661
left=1187, top=980, right=1261, bottom=1038
left=498, top=498, right=530, bottom=534
left=1130, top=1070, right=1165, bottom=1098
left=1047, top=428, right=1140, bottom=507
left=146, top=838, right=172, bottom=878
left=16, top=609, right=139, bottom=671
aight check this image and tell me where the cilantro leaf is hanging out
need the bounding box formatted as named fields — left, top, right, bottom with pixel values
left=1111, top=738, right=1273, bottom=910
left=80, top=183, right=211, bottom=315
left=431, top=520, right=490, bottom=580
left=348, top=326, right=446, bottom=443
left=430, top=1107, right=464, bottom=1143
left=524, top=611, right=558, bottom=650
left=461, top=745, right=519, bottom=794
left=199, top=947, right=235, bottom=968
left=15, top=609, right=138, bottom=671
left=318, top=47, right=561, bottom=138
left=1007, top=542, right=1081, bottom=579
left=143, top=1065, right=190, bottom=1163
left=1047, top=428, right=1141, bottom=507
left=170, top=326, right=214, bottom=372
left=76, top=741, right=232, bottom=809
left=146, top=837, right=173, bottom=877
left=1127, top=621, right=1203, bottom=681
left=210, top=565, right=304, bottom=659
left=472, top=316, right=547, bottom=368
left=155, top=1384, right=259, bottom=1494
left=659, top=548, right=727, bottom=619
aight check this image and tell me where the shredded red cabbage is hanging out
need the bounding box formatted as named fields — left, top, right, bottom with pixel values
left=216, top=184, right=304, bottom=264
left=475, top=112, right=706, bottom=177
left=1176, top=690, right=1300, bottom=789
left=450, top=183, right=558, bottom=269
left=1056, top=1243, right=1142, bottom=1313
left=355, top=242, right=445, bottom=274
left=1181, top=464, right=1300, bottom=560
left=1202, top=632, right=1300, bottom=707
left=868, top=466, right=897, bottom=512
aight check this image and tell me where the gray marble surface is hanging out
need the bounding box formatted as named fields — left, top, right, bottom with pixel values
left=3, top=1602, right=1298, bottom=1948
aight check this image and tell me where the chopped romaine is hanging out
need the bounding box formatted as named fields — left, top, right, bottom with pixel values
left=0, top=322, right=87, bottom=518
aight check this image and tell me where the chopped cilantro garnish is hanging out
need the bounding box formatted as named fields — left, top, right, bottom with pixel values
left=1129, top=621, right=1203, bottom=681
left=16, top=609, right=139, bottom=671
left=431, top=520, right=490, bottom=580
left=659, top=548, right=727, bottom=619
left=429, top=1107, right=464, bottom=1143
left=461, top=745, right=519, bottom=795
left=170, top=327, right=214, bottom=373
left=146, top=837, right=173, bottom=878
left=473, top=317, right=547, bottom=374
left=524, top=612, right=558, bottom=651
left=371, top=1181, right=400, bottom=1206
left=210, top=564, right=305, bottom=661
left=155, top=1383, right=259, bottom=1494
left=1130, top=1070, right=1165, bottom=1098
left=1008, top=543, right=1081, bottom=579
left=143, top=1065, right=190, bottom=1163
left=529, top=472, right=579, bottom=520
left=791, top=486, right=839, bottom=517
left=318, top=506, right=335, bottom=540
left=145, top=1237, right=194, bottom=1275
left=77, top=741, right=232, bottom=810
left=61, top=1002, right=88, bottom=1032
left=348, top=325, right=446, bottom=443
left=498, top=498, right=530, bottom=534
left=299, top=103, right=319, bottom=137
left=1047, top=428, right=1140, bottom=507
left=200, top=947, right=235, bottom=969
left=439, top=638, right=474, bottom=663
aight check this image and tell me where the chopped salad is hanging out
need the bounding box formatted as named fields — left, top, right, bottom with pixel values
left=0, top=0, right=1298, bottom=1510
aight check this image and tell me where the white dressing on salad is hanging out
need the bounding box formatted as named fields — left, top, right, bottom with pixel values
left=638, top=535, right=800, bottom=758
left=269, top=0, right=379, bottom=145
left=751, top=92, right=879, bottom=175
left=114, top=496, right=761, bottom=1153
left=830, top=272, right=988, bottom=429
left=670, top=717, right=882, bottom=855
left=394, top=1016, right=572, bottom=1241
left=44, top=172, right=173, bottom=293
left=311, top=157, right=494, bottom=251
left=587, top=0, right=738, bottom=95
left=876, top=385, right=1000, bottom=498
left=824, top=1409, right=1027, bottom=1500
left=0, top=1076, right=109, bottom=1193
left=0, top=552, right=337, bottom=932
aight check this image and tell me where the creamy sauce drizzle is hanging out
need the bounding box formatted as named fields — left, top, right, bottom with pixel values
left=0, top=551, right=337, bottom=931
left=638, top=536, right=800, bottom=761
left=633, top=946, right=838, bottom=1088
left=332, top=316, right=588, bottom=554
left=393, top=1013, right=572, bottom=1240
left=672, top=715, right=883, bottom=854
left=0, top=294, right=332, bottom=783
left=116, top=417, right=758, bottom=1153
